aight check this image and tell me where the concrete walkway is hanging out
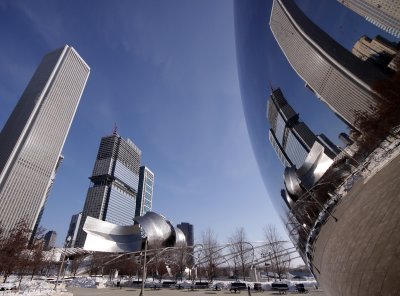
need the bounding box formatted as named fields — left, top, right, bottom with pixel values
left=68, top=287, right=326, bottom=296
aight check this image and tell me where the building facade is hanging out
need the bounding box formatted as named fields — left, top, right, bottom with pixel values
left=338, top=0, right=400, bottom=38
left=135, top=166, right=154, bottom=217
left=269, top=0, right=387, bottom=129
left=66, top=212, right=82, bottom=248
left=177, top=222, right=194, bottom=265
left=43, top=230, right=57, bottom=250
left=352, top=35, right=400, bottom=72
left=74, top=133, right=141, bottom=248
left=267, top=88, right=337, bottom=169
left=0, top=45, right=90, bottom=237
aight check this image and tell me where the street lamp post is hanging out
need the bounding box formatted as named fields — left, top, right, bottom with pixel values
left=140, top=237, right=148, bottom=296
left=54, top=236, right=71, bottom=291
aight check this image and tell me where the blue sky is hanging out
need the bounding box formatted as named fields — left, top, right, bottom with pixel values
left=0, top=0, right=397, bottom=254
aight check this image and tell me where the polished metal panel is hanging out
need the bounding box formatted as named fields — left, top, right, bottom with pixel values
left=174, top=227, right=187, bottom=246
left=284, top=142, right=334, bottom=199
left=133, top=211, right=174, bottom=246
left=284, top=166, right=303, bottom=197
left=297, top=142, right=334, bottom=190
left=83, top=211, right=186, bottom=253
left=83, top=216, right=142, bottom=253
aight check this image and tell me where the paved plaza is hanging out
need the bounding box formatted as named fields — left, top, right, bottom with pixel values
left=68, top=287, right=326, bottom=296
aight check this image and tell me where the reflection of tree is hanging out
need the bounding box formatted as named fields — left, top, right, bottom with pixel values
left=354, top=72, right=400, bottom=152
left=229, top=228, right=252, bottom=281
left=263, top=225, right=290, bottom=281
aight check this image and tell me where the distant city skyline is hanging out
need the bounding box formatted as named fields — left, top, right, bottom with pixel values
left=0, top=45, right=89, bottom=237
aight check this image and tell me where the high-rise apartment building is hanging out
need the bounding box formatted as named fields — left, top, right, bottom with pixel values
left=74, top=133, right=141, bottom=248
left=269, top=0, right=388, bottom=128
left=353, top=35, right=400, bottom=72
left=135, top=166, right=154, bottom=217
left=267, top=88, right=338, bottom=169
left=338, top=0, right=400, bottom=38
left=43, top=230, right=57, bottom=250
left=0, top=45, right=90, bottom=237
left=66, top=212, right=82, bottom=248
left=177, top=222, right=194, bottom=265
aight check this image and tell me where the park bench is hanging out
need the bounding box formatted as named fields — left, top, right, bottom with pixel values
left=271, top=283, right=289, bottom=294
left=195, top=282, right=210, bottom=289
left=230, top=282, right=247, bottom=293
left=296, top=283, right=308, bottom=293
left=253, top=283, right=263, bottom=292
left=162, top=281, right=176, bottom=288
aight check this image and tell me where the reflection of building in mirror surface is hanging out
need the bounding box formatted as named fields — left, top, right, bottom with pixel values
left=267, top=88, right=338, bottom=169
left=338, top=0, right=400, bottom=38
left=270, top=0, right=389, bottom=128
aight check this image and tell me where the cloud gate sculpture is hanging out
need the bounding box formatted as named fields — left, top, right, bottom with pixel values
left=82, top=211, right=186, bottom=253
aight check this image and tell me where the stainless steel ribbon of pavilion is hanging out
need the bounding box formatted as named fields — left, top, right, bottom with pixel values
left=82, top=211, right=186, bottom=253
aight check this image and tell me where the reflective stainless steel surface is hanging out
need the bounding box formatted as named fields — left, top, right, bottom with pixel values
left=83, top=211, right=186, bottom=252
left=284, top=142, right=334, bottom=200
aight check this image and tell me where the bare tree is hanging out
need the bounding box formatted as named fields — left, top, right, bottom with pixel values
left=263, top=225, right=290, bottom=281
left=200, top=228, right=221, bottom=281
left=0, top=219, right=31, bottom=283
left=69, top=254, right=86, bottom=278
left=229, top=227, right=252, bottom=281
left=168, top=244, right=188, bottom=281
left=28, top=226, right=47, bottom=280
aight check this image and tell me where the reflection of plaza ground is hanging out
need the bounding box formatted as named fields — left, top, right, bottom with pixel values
left=313, top=153, right=400, bottom=296
left=68, top=287, right=326, bottom=296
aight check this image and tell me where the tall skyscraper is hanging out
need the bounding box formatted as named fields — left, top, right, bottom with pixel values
left=269, top=0, right=388, bottom=128
left=352, top=35, right=400, bottom=72
left=177, top=222, right=194, bottom=265
left=75, top=133, right=141, bottom=248
left=43, top=230, right=57, bottom=250
left=135, top=166, right=154, bottom=217
left=66, top=212, right=82, bottom=248
left=0, top=45, right=90, bottom=237
left=337, top=0, right=400, bottom=38
left=267, top=88, right=338, bottom=169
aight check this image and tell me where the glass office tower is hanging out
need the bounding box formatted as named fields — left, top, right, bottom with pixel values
left=0, top=45, right=90, bottom=237
left=135, top=166, right=154, bottom=217
left=75, top=133, right=141, bottom=247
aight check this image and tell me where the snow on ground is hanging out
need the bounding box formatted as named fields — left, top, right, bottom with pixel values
left=0, top=276, right=318, bottom=295
left=66, top=277, right=96, bottom=288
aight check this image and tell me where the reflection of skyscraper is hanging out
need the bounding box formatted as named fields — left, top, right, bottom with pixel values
left=75, top=133, right=141, bottom=248
left=66, top=212, right=82, bottom=248
left=337, top=0, right=400, bottom=38
left=269, top=0, right=388, bottom=128
left=267, top=88, right=338, bottom=169
left=177, top=222, right=194, bottom=265
left=352, top=35, right=400, bottom=72
left=135, top=166, right=154, bottom=217
left=0, top=45, right=90, bottom=237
